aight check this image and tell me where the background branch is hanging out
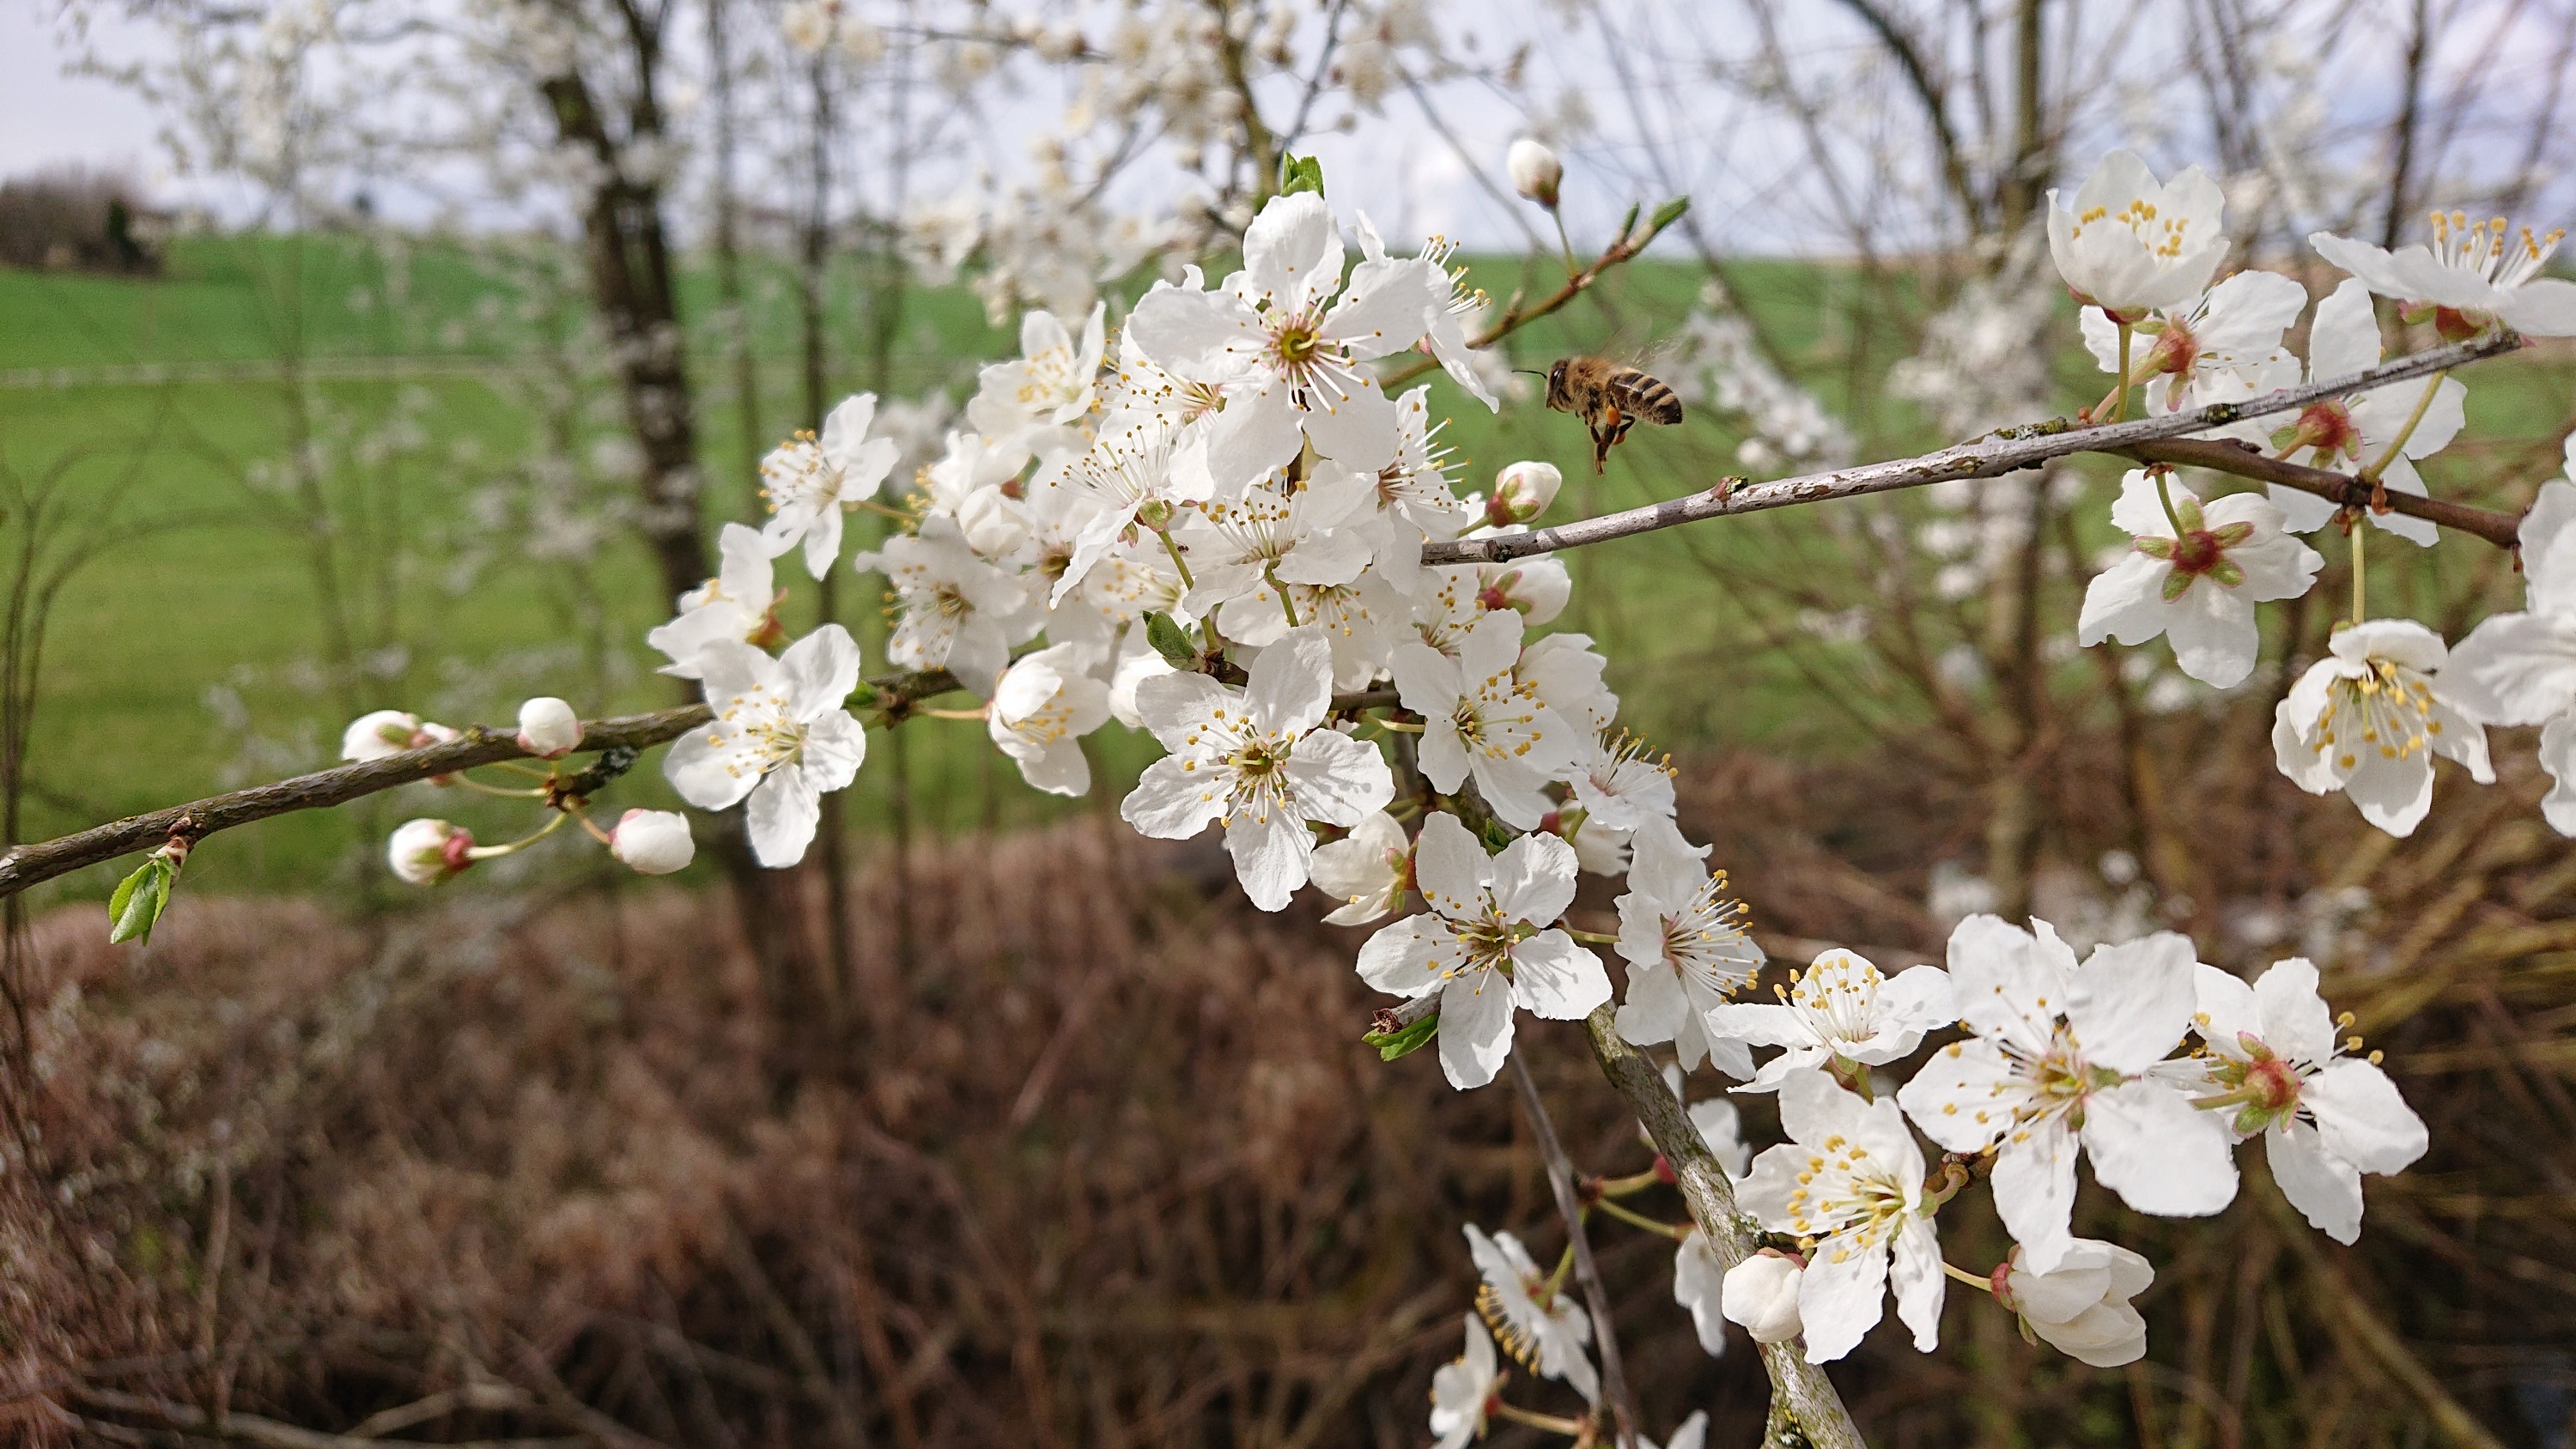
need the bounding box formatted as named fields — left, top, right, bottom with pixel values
left=1505, top=1051, right=1642, bottom=1449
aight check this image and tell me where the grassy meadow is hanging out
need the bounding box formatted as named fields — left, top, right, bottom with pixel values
left=4, top=230, right=2569, bottom=906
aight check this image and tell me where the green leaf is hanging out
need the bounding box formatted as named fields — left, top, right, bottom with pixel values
left=1145, top=610, right=1199, bottom=668
left=1279, top=154, right=1326, bottom=197
left=1363, top=1010, right=1440, bottom=1061
left=1613, top=201, right=1641, bottom=243
left=1647, top=196, right=1691, bottom=234
left=108, top=856, right=176, bottom=945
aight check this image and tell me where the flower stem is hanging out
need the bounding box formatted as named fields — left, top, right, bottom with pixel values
left=1492, top=1400, right=1590, bottom=1437
left=2357, top=369, right=2447, bottom=484
left=1552, top=210, right=1580, bottom=280
left=2153, top=467, right=2186, bottom=537
left=465, top=808, right=571, bottom=860
left=2112, top=323, right=2133, bottom=424
left=1157, top=528, right=1196, bottom=591
left=2350, top=520, right=2367, bottom=626
left=449, top=774, right=548, bottom=799
left=1564, top=927, right=1619, bottom=945
left=572, top=807, right=616, bottom=846
left=1941, top=1261, right=1997, bottom=1293
left=1590, top=1195, right=1686, bottom=1240
left=1594, top=1167, right=1663, bottom=1198
left=1266, top=564, right=1301, bottom=627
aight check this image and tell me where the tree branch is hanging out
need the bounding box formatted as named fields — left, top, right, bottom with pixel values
left=1423, top=330, right=2526, bottom=566
left=0, top=671, right=957, bottom=900
left=1381, top=201, right=1690, bottom=388
left=1505, top=1051, right=1642, bottom=1449
left=1581, top=1004, right=1869, bottom=1449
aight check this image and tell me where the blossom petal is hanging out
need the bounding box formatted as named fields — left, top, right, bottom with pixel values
left=1437, top=968, right=1516, bottom=1089
left=1410, top=811, right=1489, bottom=916
left=1283, top=729, right=1397, bottom=826
left=663, top=724, right=761, bottom=811
left=1225, top=810, right=1314, bottom=912
left=2081, top=1079, right=2240, bottom=1218
left=1797, top=1230, right=1889, bottom=1364
left=1508, top=931, right=1610, bottom=1020
left=744, top=767, right=822, bottom=867
left=2067, top=933, right=2199, bottom=1073
left=1491, top=831, right=1579, bottom=925
left=2304, top=1058, right=2428, bottom=1175
left=1991, top=1119, right=2081, bottom=1274
left=1120, top=756, right=1227, bottom=839
left=2268, top=1119, right=2365, bottom=1243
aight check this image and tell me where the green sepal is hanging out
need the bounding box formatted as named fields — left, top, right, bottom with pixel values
left=1145, top=610, right=1199, bottom=668
left=1279, top=155, right=1326, bottom=198
left=108, top=855, right=178, bottom=945
left=2160, top=567, right=2197, bottom=602
left=1646, top=196, right=1690, bottom=234
left=1364, top=1010, right=1440, bottom=1061
left=846, top=680, right=882, bottom=709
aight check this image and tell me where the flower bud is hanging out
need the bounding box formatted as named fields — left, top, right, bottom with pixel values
left=343, top=710, right=459, bottom=764
left=837, top=14, right=886, bottom=64
left=611, top=809, right=696, bottom=876
left=1485, top=460, right=1562, bottom=527
left=1721, top=1251, right=1805, bottom=1344
left=386, top=819, right=473, bottom=887
left=1507, top=137, right=1563, bottom=209
left=514, top=696, right=584, bottom=758
left=2000, top=1239, right=2153, bottom=1367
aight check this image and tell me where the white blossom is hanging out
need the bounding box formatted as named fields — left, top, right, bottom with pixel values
left=342, top=709, right=453, bottom=761
left=1462, top=1223, right=1598, bottom=1404
left=1427, top=1314, right=1501, bottom=1449
left=987, top=644, right=1112, bottom=797
left=1392, top=609, right=1577, bottom=829
left=2234, top=279, right=2467, bottom=546
left=1738, top=1070, right=1944, bottom=1363
left=761, top=393, right=901, bottom=579
left=1356, top=812, right=1607, bottom=1090
left=1121, top=627, right=1395, bottom=909
left=650, top=524, right=787, bottom=679
left=1721, top=1252, right=1806, bottom=1346
left=2078, top=269, right=2306, bottom=412
left=2444, top=460, right=2576, bottom=832
left=1124, top=191, right=1439, bottom=488
left=1899, top=915, right=2239, bottom=1274
left=663, top=627, right=867, bottom=868
left=2077, top=471, right=2323, bottom=688
left=1614, top=817, right=1763, bottom=1078
left=2184, top=957, right=2427, bottom=1242
left=386, top=818, right=471, bottom=885
left=1996, top=1239, right=2154, bottom=1367
left=1711, top=948, right=1954, bottom=1092
left=865, top=518, right=1038, bottom=692
left=2046, top=150, right=2230, bottom=318
left=1506, top=137, right=1562, bottom=208
left=1308, top=809, right=1411, bottom=925
left=2312, top=209, right=2576, bottom=336
left=2271, top=619, right=2493, bottom=837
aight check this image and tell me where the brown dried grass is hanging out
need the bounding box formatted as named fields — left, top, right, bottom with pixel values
left=2, top=741, right=2570, bottom=1448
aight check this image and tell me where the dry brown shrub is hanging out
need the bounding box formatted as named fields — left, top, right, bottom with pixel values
left=0, top=743, right=2569, bottom=1448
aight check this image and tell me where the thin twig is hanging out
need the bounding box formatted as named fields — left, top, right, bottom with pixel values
left=1424, top=329, right=2524, bottom=565
left=1381, top=202, right=1690, bottom=387
left=1505, top=1051, right=1641, bottom=1449
left=0, top=670, right=957, bottom=899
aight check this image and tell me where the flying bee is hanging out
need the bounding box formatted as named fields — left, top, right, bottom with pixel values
left=1542, top=356, right=1684, bottom=473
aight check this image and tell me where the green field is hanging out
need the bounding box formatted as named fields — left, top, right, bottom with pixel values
left=5, top=231, right=2568, bottom=906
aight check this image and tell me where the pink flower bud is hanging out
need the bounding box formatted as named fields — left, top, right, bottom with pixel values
left=515, top=696, right=584, bottom=758
left=386, top=819, right=472, bottom=886
left=610, top=809, right=696, bottom=876
left=1507, top=138, right=1563, bottom=209
left=1486, top=460, right=1563, bottom=527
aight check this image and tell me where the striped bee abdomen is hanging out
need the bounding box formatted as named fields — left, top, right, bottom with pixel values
left=1612, top=369, right=1685, bottom=425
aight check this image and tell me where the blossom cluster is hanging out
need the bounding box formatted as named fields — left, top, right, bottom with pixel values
left=322, top=141, right=2575, bottom=1427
